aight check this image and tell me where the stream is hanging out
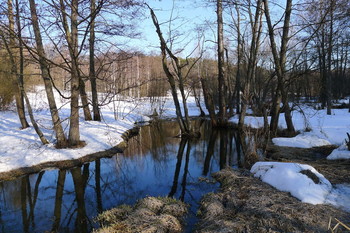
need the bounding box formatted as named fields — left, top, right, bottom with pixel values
left=0, top=119, right=244, bottom=232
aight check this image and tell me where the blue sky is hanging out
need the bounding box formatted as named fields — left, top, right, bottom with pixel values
left=130, top=0, right=217, bottom=56
left=129, top=0, right=289, bottom=57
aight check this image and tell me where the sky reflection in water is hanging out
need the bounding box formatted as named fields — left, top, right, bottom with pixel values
left=0, top=120, right=243, bottom=232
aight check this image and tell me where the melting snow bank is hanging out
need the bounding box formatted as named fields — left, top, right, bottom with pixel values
left=251, top=162, right=350, bottom=211
left=251, top=162, right=331, bottom=204
left=229, top=106, right=350, bottom=159
left=272, top=132, right=331, bottom=148
left=0, top=87, right=205, bottom=175
left=327, top=144, right=350, bottom=160
left=326, top=184, right=350, bottom=212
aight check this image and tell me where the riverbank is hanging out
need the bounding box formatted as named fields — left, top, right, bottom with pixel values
left=0, top=87, right=204, bottom=179
left=2, top=87, right=350, bottom=178
left=0, top=126, right=139, bottom=181
left=196, top=168, right=349, bottom=232
left=196, top=144, right=350, bottom=232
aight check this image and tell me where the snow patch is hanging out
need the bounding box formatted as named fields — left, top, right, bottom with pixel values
left=0, top=88, right=206, bottom=173
left=230, top=106, right=350, bottom=151
left=251, top=162, right=350, bottom=211
left=272, top=132, right=331, bottom=148
left=327, top=144, right=350, bottom=160
left=251, top=162, right=332, bottom=204
left=326, top=184, right=350, bottom=212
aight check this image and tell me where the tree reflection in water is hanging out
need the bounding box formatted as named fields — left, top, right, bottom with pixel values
left=0, top=120, right=244, bottom=232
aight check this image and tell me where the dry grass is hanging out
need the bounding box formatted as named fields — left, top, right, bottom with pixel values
left=328, top=217, right=350, bottom=232
left=196, top=168, right=350, bottom=233
left=94, top=197, right=188, bottom=233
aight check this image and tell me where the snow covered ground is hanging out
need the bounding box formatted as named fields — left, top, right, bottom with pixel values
left=251, top=162, right=350, bottom=212
left=0, top=86, right=203, bottom=173
left=230, top=105, right=350, bottom=160
left=1, top=86, right=349, bottom=174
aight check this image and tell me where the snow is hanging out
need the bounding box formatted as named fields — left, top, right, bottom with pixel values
left=230, top=105, right=350, bottom=158
left=251, top=162, right=350, bottom=212
left=251, top=162, right=332, bottom=204
left=0, top=86, right=204, bottom=173
left=327, top=143, right=350, bottom=160
left=326, top=184, right=350, bottom=212
left=272, top=132, right=331, bottom=148
left=1, top=85, right=350, bottom=179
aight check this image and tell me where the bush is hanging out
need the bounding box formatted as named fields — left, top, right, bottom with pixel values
left=0, top=60, right=16, bottom=110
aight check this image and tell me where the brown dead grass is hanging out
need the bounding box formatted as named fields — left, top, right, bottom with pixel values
left=94, top=197, right=188, bottom=233
left=196, top=168, right=350, bottom=233
left=266, top=144, right=350, bottom=184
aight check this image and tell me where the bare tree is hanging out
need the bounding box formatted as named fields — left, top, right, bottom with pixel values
left=238, top=0, right=263, bottom=130
left=6, top=0, right=29, bottom=128
left=89, top=0, right=101, bottom=121
left=59, top=0, right=87, bottom=146
left=217, top=0, right=227, bottom=125
left=264, top=0, right=295, bottom=135
left=147, top=5, right=201, bottom=137
left=28, top=0, right=68, bottom=148
left=1, top=30, right=49, bottom=144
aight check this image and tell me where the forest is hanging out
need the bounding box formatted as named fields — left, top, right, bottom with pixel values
left=0, top=0, right=349, bottom=145
left=0, top=0, right=349, bottom=232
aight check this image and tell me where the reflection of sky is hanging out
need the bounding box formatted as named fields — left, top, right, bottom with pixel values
left=0, top=121, right=241, bottom=233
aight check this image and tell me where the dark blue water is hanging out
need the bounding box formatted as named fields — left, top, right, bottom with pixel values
left=0, top=120, right=243, bottom=232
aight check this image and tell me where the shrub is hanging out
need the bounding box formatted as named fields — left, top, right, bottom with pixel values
left=0, top=58, right=16, bottom=110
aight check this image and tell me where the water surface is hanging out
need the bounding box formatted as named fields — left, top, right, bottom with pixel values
left=0, top=120, right=243, bottom=232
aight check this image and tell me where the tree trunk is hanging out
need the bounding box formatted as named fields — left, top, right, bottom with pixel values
left=326, top=0, right=335, bottom=115
left=192, top=84, right=205, bottom=116
left=178, top=70, right=192, bottom=132
left=23, top=91, right=49, bottom=144
left=234, top=3, right=242, bottom=115
left=8, top=0, right=29, bottom=129
left=282, top=89, right=295, bottom=134
left=90, top=0, right=101, bottom=121
left=201, top=78, right=218, bottom=126
left=29, top=0, right=67, bottom=148
left=217, top=0, right=227, bottom=125
left=68, top=0, right=81, bottom=146
left=264, top=0, right=295, bottom=135
left=148, top=6, right=192, bottom=135
left=79, top=77, right=92, bottom=121
left=270, top=86, right=281, bottom=135
left=238, top=0, right=262, bottom=130
left=1, top=32, right=49, bottom=145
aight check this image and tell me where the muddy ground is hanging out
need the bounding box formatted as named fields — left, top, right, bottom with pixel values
left=195, top=145, right=350, bottom=232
